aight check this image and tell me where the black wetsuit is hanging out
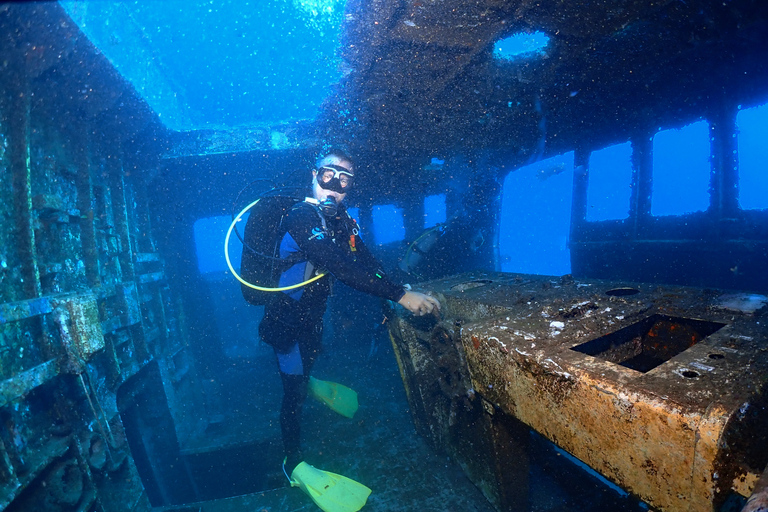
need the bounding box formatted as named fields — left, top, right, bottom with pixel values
left=258, top=199, right=405, bottom=468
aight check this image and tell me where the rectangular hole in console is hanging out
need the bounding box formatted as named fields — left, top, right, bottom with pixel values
left=571, top=314, right=725, bottom=373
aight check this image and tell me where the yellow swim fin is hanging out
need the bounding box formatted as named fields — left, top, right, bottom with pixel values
left=290, top=461, right=371, bottom=512
left=308, top=376, right=359, bottom=419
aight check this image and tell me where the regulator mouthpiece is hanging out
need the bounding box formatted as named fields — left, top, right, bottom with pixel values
left=320, top=196, right=338, bottom=217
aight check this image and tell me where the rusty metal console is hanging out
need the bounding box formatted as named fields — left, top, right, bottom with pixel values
left=389, top=272, right=768, bottom=511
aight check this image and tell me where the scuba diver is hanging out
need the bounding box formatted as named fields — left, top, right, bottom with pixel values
left=255, top=149, right=440, bottom=511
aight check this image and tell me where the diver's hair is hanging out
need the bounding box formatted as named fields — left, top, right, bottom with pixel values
left=316, top=147, right=354, bottom=171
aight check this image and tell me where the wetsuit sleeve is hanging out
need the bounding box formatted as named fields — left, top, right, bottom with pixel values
left=285, top=206, right=406, bottom=302
left=348, top=230, right=392, bottom=279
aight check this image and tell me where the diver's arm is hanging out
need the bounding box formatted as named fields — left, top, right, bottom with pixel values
left=350, top=227, right=441, bottom=315
left=347, top=226, right=395, bottom=278
left=347, top=230, right=380, bottom=269
left=286, top=207, right=406, bottom=302
left=398, top=290, right=441, bottom=316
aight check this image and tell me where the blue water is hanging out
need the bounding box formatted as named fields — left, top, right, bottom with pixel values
left=587, top=141, right=633, bottom=222
left=499, top=153, right=575, bottom=276
left=62, top=0, right=345, bottom=129
left=738, top=103, right=768, bottom=210
left=651, top=120, right=711, bottom=217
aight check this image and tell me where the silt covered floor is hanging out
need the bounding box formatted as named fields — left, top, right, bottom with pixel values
left=156, top=313, right=648, bottom=512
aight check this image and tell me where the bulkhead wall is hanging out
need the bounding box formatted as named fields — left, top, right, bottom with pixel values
left=0, top=4, right=204, bottom=511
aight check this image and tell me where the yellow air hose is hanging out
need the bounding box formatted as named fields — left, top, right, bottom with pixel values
left=224, top=197, right=326, bottom=292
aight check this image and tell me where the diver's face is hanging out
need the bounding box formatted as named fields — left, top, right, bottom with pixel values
left=312, top=158, right=353, bottom=203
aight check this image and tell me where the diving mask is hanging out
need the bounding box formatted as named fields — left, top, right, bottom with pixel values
left=317, top=165, right=354, bottom=193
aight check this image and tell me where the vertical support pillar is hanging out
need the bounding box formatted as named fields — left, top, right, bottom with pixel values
left=108, top=138, right=136, bottom=281
left=402, top=196, right=425, bottom=245
left=710, top=104, right=739, bottom=223
left=630, top=135, right=653, bottom=238
left=466, top=162, right=502, bottom=272
left=357, top=197, right=375, bottom=243
left=8, top=55, right=41, bottom=299
left=570, top=147, right=589, bottom=243
left=131, top=179, right=157, bottom=254
left=75, top=115, right=101, bottom=288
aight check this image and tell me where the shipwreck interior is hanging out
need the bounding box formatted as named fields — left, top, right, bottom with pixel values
left=2, top=1, right=768, bottom=512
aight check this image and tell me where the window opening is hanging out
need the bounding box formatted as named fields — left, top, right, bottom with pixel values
left=586, top=142, right=632, bottom=221
left=737, top=102, right=768, bottom=210
left=195, top=215, right=243, bottom=275
left=499, top=153, right=574, bottom=276
left=424, top=157, right=445, bottom=170
left=651, top=120, right=711, bottom=216
left=372, top=204, right=405, bottom=245
left=61, top=0, right=348, bottom=129
left=424, top=194, right=446, bottom=228
left=494, top=31, right=550, bottom=60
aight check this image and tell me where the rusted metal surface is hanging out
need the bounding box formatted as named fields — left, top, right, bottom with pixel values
left=742, top=463, right=768, bottom=512
left=391, top=272, right=768, bottom=511
left=0, top=360, right=59, bottom=409
left=163, top=121, right=319, bottom=158
left=52, top=293, right=105, bottom=372
left=0, top=297, right=53, bottom=325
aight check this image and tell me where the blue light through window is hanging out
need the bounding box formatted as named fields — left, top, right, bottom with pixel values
left=61, top=0, right=347, bottom=129
left=494, top=31, right=550, bottom=60
left=372, top=204, right=405, bottom=245
left=424, top=194, right=446, bottom=228
left=651, top=120, right=711, bottom=217
left=499, top=153, right=574, bottom=276
left=195, top=215, right=243, bottom=274
left=587, top=142, right=633, bottom=221
left=737, top=103, right=768, bottom=210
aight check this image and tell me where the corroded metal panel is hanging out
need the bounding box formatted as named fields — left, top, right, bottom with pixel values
left=52, top=293, right=105, bottom=366
left=0, top=4, right=200, bottom=510
left=388, top=291, right=529, bottom=511
left=393, top=272, right=768, bottom=511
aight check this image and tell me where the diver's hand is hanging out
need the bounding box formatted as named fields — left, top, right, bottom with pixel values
left=398, top=291, right=441, bottom=317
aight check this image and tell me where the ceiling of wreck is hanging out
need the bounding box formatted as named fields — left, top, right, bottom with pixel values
left=314, top=0, right=768, bottom=199
left=6, top=1, right=767, bottom=206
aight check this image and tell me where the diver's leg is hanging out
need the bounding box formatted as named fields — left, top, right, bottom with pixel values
left=276, top=342, right=308, bottom=473
left=280, top=376, right=307, bottom=472
left=299, top=321, right=323, bottom=375
left=278, top=322, right=324, bottom=472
